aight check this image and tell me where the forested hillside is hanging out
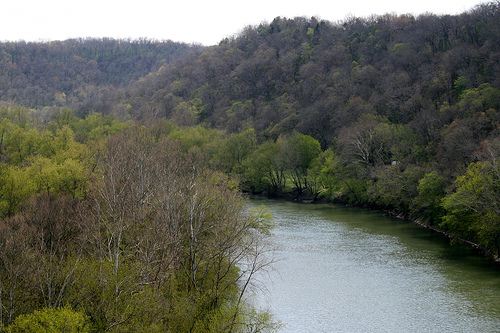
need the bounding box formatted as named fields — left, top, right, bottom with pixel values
left=1, top=1, right=500, bottom=331
left=0, top=38, right=196, bottom=112
left=102, top=2, right=499, bottom=257
left=117, top=2, right=500, bottom=139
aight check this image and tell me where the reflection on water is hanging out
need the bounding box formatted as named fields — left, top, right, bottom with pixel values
left=247, top=198, right=500, bottom=333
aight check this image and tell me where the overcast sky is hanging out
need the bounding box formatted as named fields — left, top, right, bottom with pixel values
left=1, top=0, right=487, bottom=46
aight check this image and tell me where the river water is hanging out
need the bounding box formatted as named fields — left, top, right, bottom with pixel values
left=247, top=197, right=500, bottom=333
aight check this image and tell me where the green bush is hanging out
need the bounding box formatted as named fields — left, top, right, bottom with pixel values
left=6, top=307, right=91, bottom=333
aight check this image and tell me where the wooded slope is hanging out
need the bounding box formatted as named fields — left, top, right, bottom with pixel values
left=1, top=1, right=500, bottom=303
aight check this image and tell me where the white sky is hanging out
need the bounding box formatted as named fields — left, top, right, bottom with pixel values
left=1, top=0, right=487, bottom=46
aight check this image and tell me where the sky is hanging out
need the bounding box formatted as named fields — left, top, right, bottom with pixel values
left=1, top=0, right=488, bottom=46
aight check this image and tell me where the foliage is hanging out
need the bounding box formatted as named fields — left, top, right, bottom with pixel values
left=284, top=133, right=322, bottom=194
left=369, top=164, right=426, bottom=215
left=441, top=161, right=500, bottom=256
left=456, top=83, right=500, bottom=117
left=213, top=128, right=257, bottom=174
left=0, top=38, right=196, bottom=110
left=248, top=205, right=275, bottom=236
left=5, top=307, right=91, bottom=333
left=241, top=140, right=286, bottom=195
left=0, top=123, right=278, bottom=331
left=413, top=171, right=447, bottom=223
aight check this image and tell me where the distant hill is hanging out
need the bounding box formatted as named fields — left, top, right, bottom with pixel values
left=0, top=38, right=198, bottom=111
left=111, top=2, right=500, bottom=143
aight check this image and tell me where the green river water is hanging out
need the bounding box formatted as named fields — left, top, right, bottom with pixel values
left=247, top=197, right=500, bottom=333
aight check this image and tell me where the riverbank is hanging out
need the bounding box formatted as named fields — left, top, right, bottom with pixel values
left=382, top=209, right=500, bottom=262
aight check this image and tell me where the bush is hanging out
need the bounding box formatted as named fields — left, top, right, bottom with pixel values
left=5, top=307, right=90, bottom=333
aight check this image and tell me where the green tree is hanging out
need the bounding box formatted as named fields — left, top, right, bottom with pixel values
left=242, top=140, right=286, bottom=195
left=214, top=128, right=257, bottom=174
left=412, top=171, right=447, bottom=223
left=170, top=100, right=204, bottom=127
left=71, top=113, right=128, bottom=143
left=0, top=166, right=35, bottom=218
left=0, top=118, right=13, bottom=159
left=308, top=148, right=341, bottom=198
left=47, top=108, right=78, bottom=133
left=169, top=125, right=222, bottom=153
left=369, top=164, right=425, bottom=215
left=24, top=156, right=88, bottom=199
left=5, top=307, right=90, bottom=333
left=6, top=127, right=27, bottom=165
left=457, top=83, right=500, bottom=117
left=441, top=161, right=500, bottom=256
left=225, top=100, right=255, bottom=133
left=284, top=133, right=321, bottom=195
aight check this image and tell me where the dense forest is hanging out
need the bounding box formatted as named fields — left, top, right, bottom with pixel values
left=0, top=38, right=197, bottom=111
left=0, top=108, right=279, bottom=331
left=1, top=1, right=500, bottom=331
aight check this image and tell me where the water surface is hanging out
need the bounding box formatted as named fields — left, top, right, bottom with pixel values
left=248, top=198, right=500, bottom=333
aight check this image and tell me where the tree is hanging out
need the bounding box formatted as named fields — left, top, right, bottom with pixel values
left=337, top=115, right=392, bottom=177
left=169, top=125, right=222, bottom=153
left=0, top=118, right=13, bottom=161
left=0, top=166, right=34, bottom=218
left=441, top=160, right=500, bottom=256
left=307, top=148, right=340, bottom=199
left=73, top=127, right=277, bottom=331
left=214, top=128, right=257, bottom=174
left=6, top=128, right=27, bottom=165
left=21, top=194, right=88, bottom=310
left=225, top=100, right=256, bottom=133
left=242, top=140, right=286, bottom=195
left=437, top=110, right=499, bottom=176
left=0, top=215, right=37, bottom=328
left=456, top=83, right=500, bottom=117
left=283, top=133, right=321, bottom=195
left=369, top=164, right=425, bottom=215
left=5, top=307, right=90, bottom=333
left=170, top=100, right=201, bottom=127
left=412, top=171, right=447, bottom=223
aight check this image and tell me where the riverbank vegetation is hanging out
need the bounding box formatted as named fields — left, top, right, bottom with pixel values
left=0, top=108, right=279, bottom=331
left=1, top=1, right=500, bottom=330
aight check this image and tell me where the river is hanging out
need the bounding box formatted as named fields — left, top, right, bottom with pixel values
left=247, top=197, right=500, bottom=333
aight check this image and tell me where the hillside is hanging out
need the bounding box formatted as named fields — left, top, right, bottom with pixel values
left=116, top=2, right=500, bottom=142
left=0, top=38, right=198, bottom=112
left=104, top=1, right=500, bottom=257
